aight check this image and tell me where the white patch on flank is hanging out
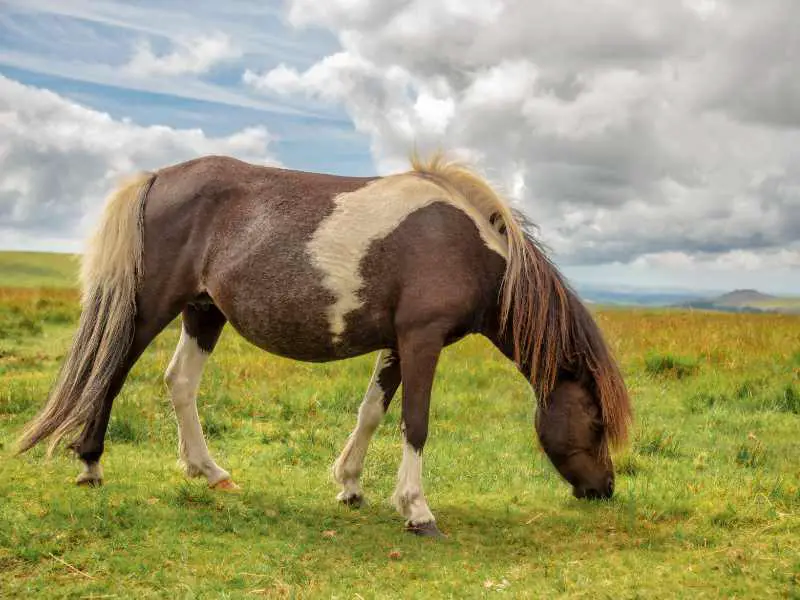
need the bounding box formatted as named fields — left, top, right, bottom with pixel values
left=165, top=327, right=230, bottom=486
left=392, top=441, right=435, bottom=525
left=333, top=350, right=393, bottom=501
left=307, top=174, right=508, bottom=342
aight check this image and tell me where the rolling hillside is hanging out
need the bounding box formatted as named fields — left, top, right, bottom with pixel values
left=678, top=288, right=800, bottom=314
left=0, top=251, right=79, bottom=288
left=713, top=289, right=777, bottom=306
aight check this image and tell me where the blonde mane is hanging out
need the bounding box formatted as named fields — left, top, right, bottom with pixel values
left=409, top=152, right=631, bottom=446
left=410, top=151, right=533, bottom=330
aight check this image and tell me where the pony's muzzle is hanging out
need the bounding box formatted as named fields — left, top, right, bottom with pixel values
left=573, top=474, right=614, bottom=500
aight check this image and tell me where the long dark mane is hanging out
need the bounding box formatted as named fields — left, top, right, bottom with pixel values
left=508, top=226, right=631, bottom=447
left=410, top=153, right=632, bottom=447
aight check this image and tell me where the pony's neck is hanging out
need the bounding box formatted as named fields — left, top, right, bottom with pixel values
left=484, top=314, right=535, bottom=381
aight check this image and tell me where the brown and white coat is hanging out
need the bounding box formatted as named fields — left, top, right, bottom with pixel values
left=18, top=153, right=632, bottom=536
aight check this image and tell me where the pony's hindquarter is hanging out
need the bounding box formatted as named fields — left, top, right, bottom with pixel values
left=16, top=172, right=155, bottom=457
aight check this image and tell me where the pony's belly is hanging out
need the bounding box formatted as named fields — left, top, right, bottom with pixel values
left=228, top=321, right=388, bottom=362
left=219, top=293, right=392, bottom=363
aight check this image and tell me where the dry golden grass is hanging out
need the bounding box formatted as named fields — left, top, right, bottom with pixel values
left=598, top=308, right=799, bottom=368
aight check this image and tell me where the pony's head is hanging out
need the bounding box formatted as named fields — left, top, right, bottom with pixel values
left=409, top=153, right=632, bottom=500
left=536, top=378, right=614, bottom=499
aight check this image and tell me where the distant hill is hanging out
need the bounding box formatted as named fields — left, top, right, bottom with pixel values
left=713, top=289, right=777, bottom=307
left=0, top=251, right=78, bottom=288
left=575, top=283, right=800, bottom=314
left=575, top=285, right=707, bottom=307
left=678, top=289, right=800, bottom=314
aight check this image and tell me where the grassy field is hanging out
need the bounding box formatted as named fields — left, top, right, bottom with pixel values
left=0, top=276, right=798, bottom=597
left=754, top=298, right=800, bottom=312
left=0, top=251, right=79, bottom=288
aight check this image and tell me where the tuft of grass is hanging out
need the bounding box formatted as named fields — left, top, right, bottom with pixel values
left=203, top=413, right=232, bottom=439
left=0, top=381, right=41, bottom=415
left=644, top=352, right=700, bottom=379
left=635, top=427, right=681, bottom=458
left=0, top=306, right=43, bottom=338
left=172, top=482, right=215, bottom=507
left=615, top=453, right=644, bottom=477
left=735, top=379, right=762, bottom=401
left=766, top=384, right=800, bottom=414
left=710, top=504, right=742, bottom=528
left=735, top=436, right=768, bottom=469
left=106, top=416, right=147, bottom=444
left=685, top=391, right=727, bottom=413
left=34, top=297, right=79, bottom=324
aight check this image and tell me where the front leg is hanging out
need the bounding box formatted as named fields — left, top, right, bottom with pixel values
left=333, top=350, right=401, bottom=505
left=390, top=327, right=444, bottom=537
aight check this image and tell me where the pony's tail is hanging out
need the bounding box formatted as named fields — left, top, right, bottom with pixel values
left=16, top=172, right=155, bottom=456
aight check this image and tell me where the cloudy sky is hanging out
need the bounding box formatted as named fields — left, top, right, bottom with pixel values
left=1, top=0, right=798, bottom=294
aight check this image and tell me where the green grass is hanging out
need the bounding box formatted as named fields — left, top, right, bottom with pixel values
left=643, top=352, right=700, bottom=379
left=0, top=251, right=78, bottom=288
left=1, top=287, right=799, bottom=598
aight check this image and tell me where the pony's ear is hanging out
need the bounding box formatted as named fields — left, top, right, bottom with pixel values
left=489, top=212, right=507, bottom=234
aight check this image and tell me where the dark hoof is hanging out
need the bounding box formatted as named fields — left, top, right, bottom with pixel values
left=406, top=521, right=444, bottom=538
left=338, top=494, right=364, bottom=508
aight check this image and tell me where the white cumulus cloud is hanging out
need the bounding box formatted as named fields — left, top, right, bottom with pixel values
left=245, top=0, right=800, bottom=276
left=125, top=32, right=241, bottom=77
left=0, top=75, right=278, bottom=250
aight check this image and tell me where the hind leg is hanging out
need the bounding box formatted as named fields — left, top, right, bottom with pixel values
left=164, top=303, right=234, bottom=489
left=332, top=350, right=401, bottom=505
left=73, top=313, right=174, bottom=486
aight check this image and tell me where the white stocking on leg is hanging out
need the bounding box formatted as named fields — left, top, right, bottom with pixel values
left=333, top=350, right=400, bottom=504
left=165, top=326, right=232, bottom=487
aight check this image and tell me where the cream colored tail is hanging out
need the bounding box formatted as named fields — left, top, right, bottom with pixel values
left=17, top=172, right=155, bottom=456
